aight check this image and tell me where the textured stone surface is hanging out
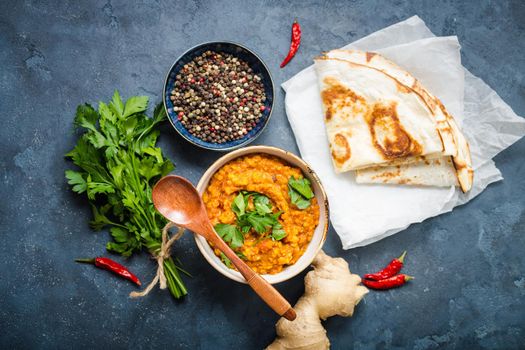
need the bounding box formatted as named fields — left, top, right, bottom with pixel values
left=1, top=0, right=524, bottom=349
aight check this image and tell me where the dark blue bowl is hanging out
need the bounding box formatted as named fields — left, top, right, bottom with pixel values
left=163, top=41, right=275, bottom=151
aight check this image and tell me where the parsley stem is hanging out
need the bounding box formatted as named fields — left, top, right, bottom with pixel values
left=164, top=259, right=187, bottom=296
left=106, top=220, right=128, bottom=230
left=165, top=268, right=181, bottom=298
left=174, top=265, right=192, bottom=277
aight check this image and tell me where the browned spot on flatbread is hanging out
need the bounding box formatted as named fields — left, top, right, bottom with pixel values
left=366, top=102, right=422, bottom=159
left=437, top=119, right=452, bottom=132
left=435, top=100, right=457, bottom=142
left=331, top=133, right=351, bottom=165
left=321, top=77, right=367, bottom=121
left=420, top=155, right=431, bottom=165
left=366, top=52, right=377, bottom=63
left=453, top=160, right=466, bottom=170
left=434, top=98, right=449, bottom=116
left=320, top=57, right=440, bottom=118
left=325, top=107, right=332, bottom=121
left=371, top=167, right=401, bottom=181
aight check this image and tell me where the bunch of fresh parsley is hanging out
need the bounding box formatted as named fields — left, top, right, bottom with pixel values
left=65, top=91, right=188, bottom=298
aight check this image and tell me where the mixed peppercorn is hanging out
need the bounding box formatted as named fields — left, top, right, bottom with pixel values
left=169, top=50, right=267, bottom=143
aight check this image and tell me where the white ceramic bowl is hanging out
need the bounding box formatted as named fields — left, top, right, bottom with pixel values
left=194, top=146, right=329, bottom=284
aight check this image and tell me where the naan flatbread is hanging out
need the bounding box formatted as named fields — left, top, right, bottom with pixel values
left=314, top=57, right=446, bottom=171
left=325, top=49, right=458, bottom=158
left=314, top=50, right=474, bottom=192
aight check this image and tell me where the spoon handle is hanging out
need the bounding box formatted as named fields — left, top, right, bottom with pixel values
left=243, top=268, right=297, bottom=321
left=208, top=231, right=296, bottom=321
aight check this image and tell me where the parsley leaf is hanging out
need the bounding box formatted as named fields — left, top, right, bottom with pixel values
left=214, top=223, right=244, bottom=248
left=231, top=192, right=246, bottom=217
left=247, top=212, right=277, bottom=233
left=254, top=194, right=272, bottom=215
left=65, top=170, right=87, bottom=193
left=73, top=104, right=99, bottom=132
left=288, top=176, right=314, bottom=199
left=220, top=252, right=232, bottom=268
left=110, top=90, right=124, bottom=118
left=288, top=176, right=314, bottom=209
left=89, top=203, right=113, bottom=231
left=271, top=225, right=287, bottom=241
left=123, top=96, right=149, bottom=118
left=289, top=189, right=311, bottom=209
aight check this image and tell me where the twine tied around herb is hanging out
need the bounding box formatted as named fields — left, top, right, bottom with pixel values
left=129, top=222, right=184, bottom=298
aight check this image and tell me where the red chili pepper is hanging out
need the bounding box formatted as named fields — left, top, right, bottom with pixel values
left=364, top=251, right=407, bottom=281
left=362, top=274, right=413, bottom=290
left=76, top=257, right=141, bottom=286
left=280, top=19, right=301, bottom=68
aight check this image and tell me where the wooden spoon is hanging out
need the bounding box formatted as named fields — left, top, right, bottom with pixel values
left=152, top=175, right=296, bottom=321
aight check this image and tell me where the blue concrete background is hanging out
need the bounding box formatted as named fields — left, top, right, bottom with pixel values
left=1, top=1, right=524, bottom=349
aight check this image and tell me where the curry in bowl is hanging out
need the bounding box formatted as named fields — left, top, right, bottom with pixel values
left=202, top=154, right=320, bottom=274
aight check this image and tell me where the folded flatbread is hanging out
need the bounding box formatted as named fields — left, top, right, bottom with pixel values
left=355, top=156, right=458, bottom=187
left=314, top=58, right=447, bottom=170
left=314, top=50, right=473, bottom=192
left=325, top=50, right=458, bottom=158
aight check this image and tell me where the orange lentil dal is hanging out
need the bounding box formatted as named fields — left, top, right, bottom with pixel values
left=203, top=154, right=320, bottom=274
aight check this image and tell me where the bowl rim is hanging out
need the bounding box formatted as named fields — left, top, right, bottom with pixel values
left=194, top=145, right=329, bottom=284
left=162, top=41, right=275, bottom=151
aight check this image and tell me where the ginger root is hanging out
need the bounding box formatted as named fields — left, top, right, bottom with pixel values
left=267, top=250, right=368, bottom=350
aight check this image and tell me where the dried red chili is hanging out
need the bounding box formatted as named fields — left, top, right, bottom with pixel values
left=280, top=19, right=301, bottom=68
left=364, top=251, right=407, bottom=281
left=362, top=274, right=413, bottom=290
left=76, top=257, right=141, bottom=286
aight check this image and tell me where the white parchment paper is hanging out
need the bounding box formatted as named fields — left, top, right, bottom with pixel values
left=282, top=16, right=525, bottom=249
